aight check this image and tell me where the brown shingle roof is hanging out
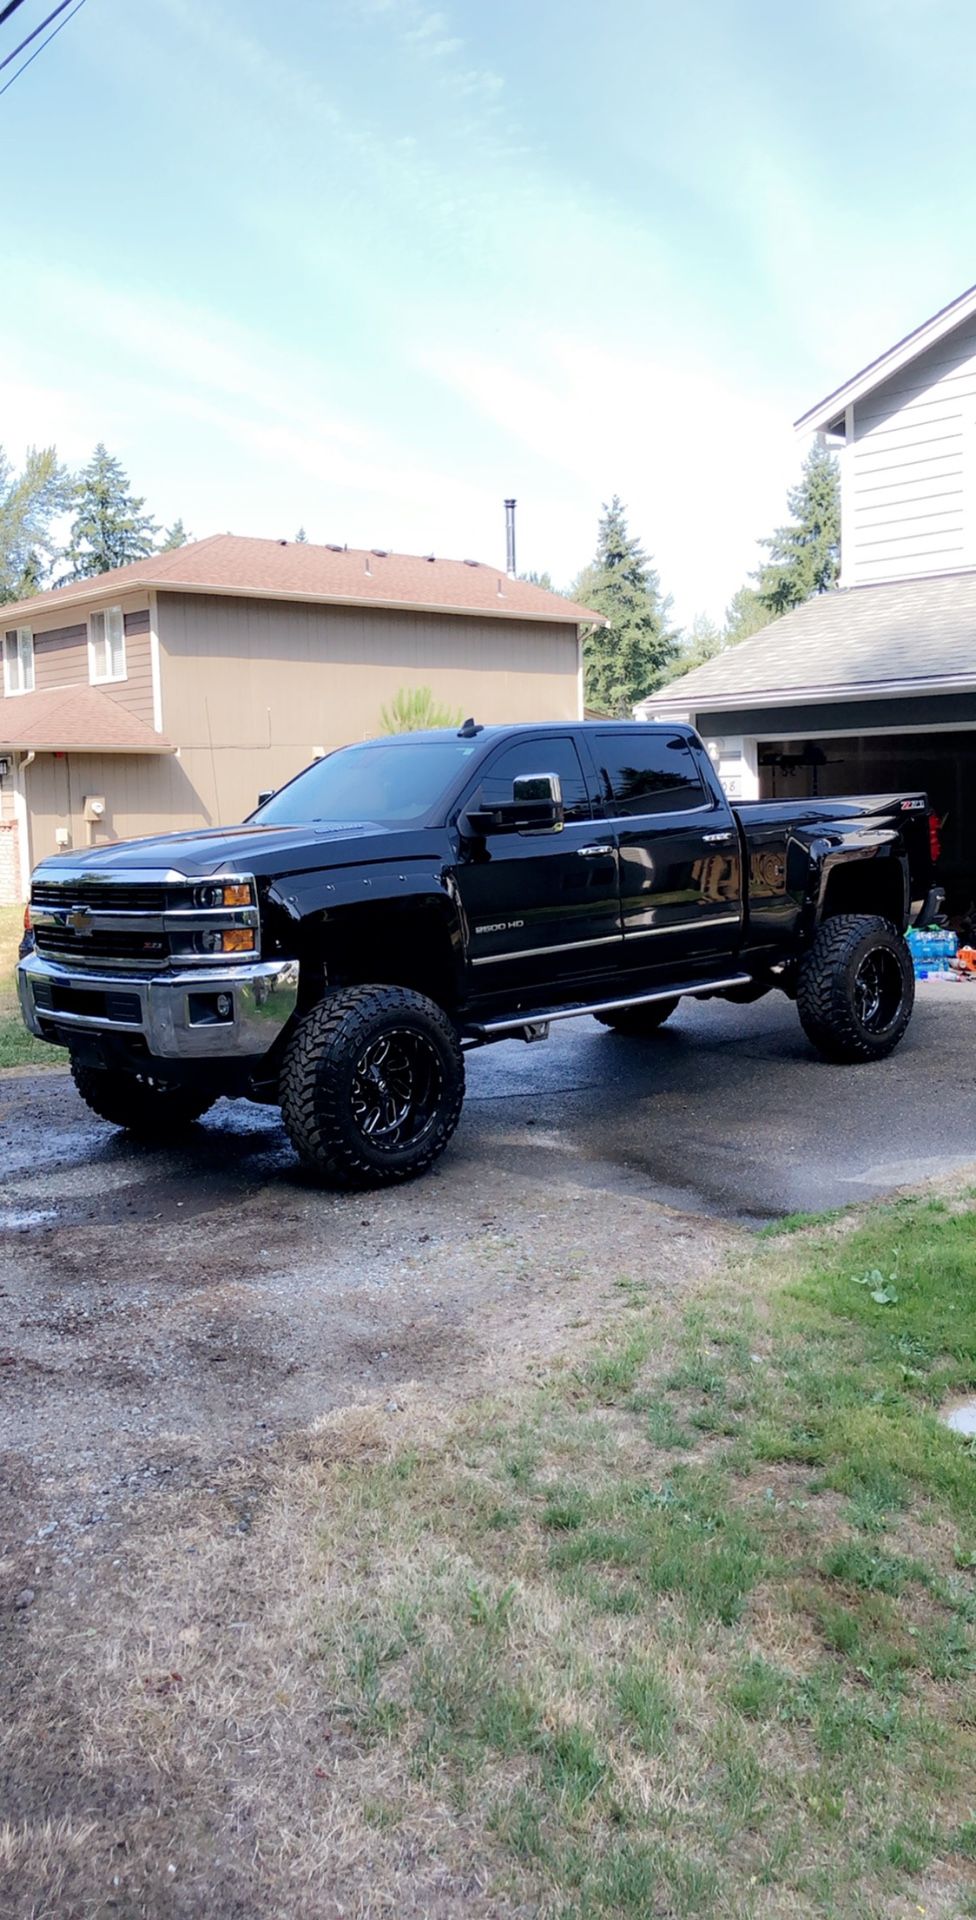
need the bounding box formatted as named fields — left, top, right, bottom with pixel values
left=0, top=686, right=174, bottom=753
left=0, top=535, right=603, bottom=626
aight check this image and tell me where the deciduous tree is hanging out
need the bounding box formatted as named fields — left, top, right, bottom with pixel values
left=0, top=445, right=70, bottom=603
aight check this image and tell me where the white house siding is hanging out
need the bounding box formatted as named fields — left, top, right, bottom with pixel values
left=845, top=314, right=976, bottom=586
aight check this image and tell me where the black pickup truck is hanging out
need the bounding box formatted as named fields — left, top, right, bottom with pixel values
left=18, top=720, right=940, bottom=1186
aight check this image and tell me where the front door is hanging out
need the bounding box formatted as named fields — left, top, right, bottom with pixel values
left=454, top=734, right=621, bottom=1004
left=590, top=729, right=742, bottom=979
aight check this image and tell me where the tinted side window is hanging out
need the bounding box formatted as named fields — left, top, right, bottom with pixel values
left=477, top=738, right=591, bottom=823
left=597, top=732, right=705, bottom=816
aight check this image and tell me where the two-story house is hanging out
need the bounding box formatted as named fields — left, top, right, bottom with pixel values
left=639, top=283, right=976, bottom=909
left=0, top=534, right=599, bottom=903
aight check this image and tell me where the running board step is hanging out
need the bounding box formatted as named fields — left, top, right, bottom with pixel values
left=465, top=974, right=753, bottom=1041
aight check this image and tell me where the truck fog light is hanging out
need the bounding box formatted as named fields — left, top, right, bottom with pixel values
left=216, top=993, right=233, bottom=1017
left=222, top=928, right=256, bottom=953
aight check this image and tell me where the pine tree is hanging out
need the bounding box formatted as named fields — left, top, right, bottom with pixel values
left=59, top=444, right=159, bottom=581
left=669, top=613, right=723, bottom=681
left=294, top=526, right=308, bottom=543
left=755, top=441, right=840, bottom=617
left=0, top=445, right=70, bottom=602
left=572, top=497, right=678, bottom=715
left=518, top=569, right=556, bottom=591
left=159, top=518, right=189, bottom=550
left=723, top=583, right=767, bottom=645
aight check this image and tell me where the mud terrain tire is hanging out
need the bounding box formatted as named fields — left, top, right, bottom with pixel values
left=280, top=985, right=464, bottom=1188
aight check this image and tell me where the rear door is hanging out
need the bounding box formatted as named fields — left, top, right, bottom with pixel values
left=453, top=734, right=621, bottom=1001
left=590, top=729, right=742, bottom=977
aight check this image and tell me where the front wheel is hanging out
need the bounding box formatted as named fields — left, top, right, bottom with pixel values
left=71, top=1062, right=216, bottom=1136
left=279, top=985, right=465, bottom=1188
left=797, top=915, right=914, bottom=1063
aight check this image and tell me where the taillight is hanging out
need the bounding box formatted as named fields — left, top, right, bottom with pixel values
left=928, top=811, right=942, bottom=864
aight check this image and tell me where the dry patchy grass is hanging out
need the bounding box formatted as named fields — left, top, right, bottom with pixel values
left=3, top=1193, right=976, bottom=1918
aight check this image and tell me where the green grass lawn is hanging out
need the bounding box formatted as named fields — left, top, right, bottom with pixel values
left=307, top=1193, right=976, bottom=1918
left=0, top=901, right=63, bottom=1069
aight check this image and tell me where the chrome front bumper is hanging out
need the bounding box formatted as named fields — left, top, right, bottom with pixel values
left=18, top=952, right=300, bottom=1060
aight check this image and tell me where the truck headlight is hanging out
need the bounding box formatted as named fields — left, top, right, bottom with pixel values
left=221, top=928, right=256, bottom=953
left=194, top=881, right=255, bottom=909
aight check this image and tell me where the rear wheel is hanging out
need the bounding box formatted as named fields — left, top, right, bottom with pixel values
left=71, top=1062, right=216, bottom=1136
left=279, top=984, right=464, bottom=1188
left=594, top=997, right=679, bottom=1037
left=797, top=915, right=914, bottom=1063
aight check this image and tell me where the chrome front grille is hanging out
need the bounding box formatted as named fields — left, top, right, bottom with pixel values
left=29, top=868, right=261, bottom=973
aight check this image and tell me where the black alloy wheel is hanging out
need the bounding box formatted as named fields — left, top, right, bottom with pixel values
left=350, top=1028, right=443, bottom=1153
left=851, top=946, right=905, bottom=1035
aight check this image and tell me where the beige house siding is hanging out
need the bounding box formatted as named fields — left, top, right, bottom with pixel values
left=156, top=592, right=581, bottom=825
left=845, top=313, right=976, bottom=586
left=2, top=594, right=155, bottom=727
left=23, top=750, right=207, bottom=869
left=3, top=583, right=582, bottom=893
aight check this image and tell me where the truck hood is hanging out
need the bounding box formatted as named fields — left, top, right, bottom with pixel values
left=32, top=820, right=447, bottom=881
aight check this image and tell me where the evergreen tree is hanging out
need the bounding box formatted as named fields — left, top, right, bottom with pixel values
left=59, top=444, right=159, bottom=581
left=755, top=441, right=840, bottom=616
left=669, top=612, right=723, bottom=681
left=295, top=526, right=308, bottom=543
left=723, top=583, right=767, bottom=645
left=0, top=445, right=70, bottom=602
left=159, top=518, right=189, bottom=550
left=518, top=569, right=555, bottom=591
left=573, top=497, right=678, bottom=714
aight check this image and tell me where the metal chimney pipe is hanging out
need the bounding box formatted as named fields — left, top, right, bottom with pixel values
left=504, top=498, right=516, bottom=577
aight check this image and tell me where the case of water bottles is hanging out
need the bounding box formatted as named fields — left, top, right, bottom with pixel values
left=905, top=925, right=958, bottom=978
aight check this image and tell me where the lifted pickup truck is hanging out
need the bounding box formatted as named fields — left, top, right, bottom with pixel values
left=19, top=720, right=941, bottom=1187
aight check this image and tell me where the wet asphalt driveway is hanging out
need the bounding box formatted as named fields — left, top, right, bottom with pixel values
left=1, top=979, right=974, bottom=1555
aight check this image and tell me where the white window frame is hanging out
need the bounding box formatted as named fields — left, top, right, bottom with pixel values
left=2, top=627, right=34, bottom=697
left=88, top=605, right=127, bottom=685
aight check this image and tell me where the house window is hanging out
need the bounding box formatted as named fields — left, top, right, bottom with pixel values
left=89, top=607, right=126, bottom=683
left=2, top=627, right=34, bottom=697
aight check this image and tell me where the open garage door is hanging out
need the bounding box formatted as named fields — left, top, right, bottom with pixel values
left=758, top=729, right=976, bottom=913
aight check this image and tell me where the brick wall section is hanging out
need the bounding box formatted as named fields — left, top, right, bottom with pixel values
left=0, top=821, right=21, bottom=906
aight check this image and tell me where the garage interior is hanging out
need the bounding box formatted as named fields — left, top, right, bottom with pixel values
left=758, top=729, right=976, bottom=913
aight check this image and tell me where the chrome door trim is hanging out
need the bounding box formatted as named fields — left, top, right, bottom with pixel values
left=471, top=932, right=622, bottom=967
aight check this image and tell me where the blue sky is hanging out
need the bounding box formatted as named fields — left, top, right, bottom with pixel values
left=4, top=0, right=976, bottom=625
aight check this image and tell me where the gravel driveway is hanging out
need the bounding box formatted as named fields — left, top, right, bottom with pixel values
left=2, top=977, right=974, bottom=1560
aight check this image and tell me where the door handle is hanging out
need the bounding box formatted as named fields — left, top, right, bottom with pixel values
left=576, top=843, right=614, bottom=857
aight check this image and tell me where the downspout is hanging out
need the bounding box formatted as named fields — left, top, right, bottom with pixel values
left=15, top=751, right=35, bottom=902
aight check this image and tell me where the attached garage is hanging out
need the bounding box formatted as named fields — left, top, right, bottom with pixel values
left=638, top=572, right=976, bottom=915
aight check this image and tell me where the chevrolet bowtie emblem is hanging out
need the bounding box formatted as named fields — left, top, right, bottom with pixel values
left=67, top=907, right=93, bottom=934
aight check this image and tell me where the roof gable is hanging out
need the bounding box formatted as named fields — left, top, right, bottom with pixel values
left=0, top=534, right=602, bottom=629
left=795, top=282, right=976, bottom=434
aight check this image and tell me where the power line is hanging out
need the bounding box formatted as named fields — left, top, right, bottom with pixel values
left=0, top=1, right=31, bottom=27
left=0, top=0, right=83, bottom=96
left=1, top=0, right=72, bottom=74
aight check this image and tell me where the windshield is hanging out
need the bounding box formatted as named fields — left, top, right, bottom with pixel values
left=251, top=738, right=482, bottom=827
